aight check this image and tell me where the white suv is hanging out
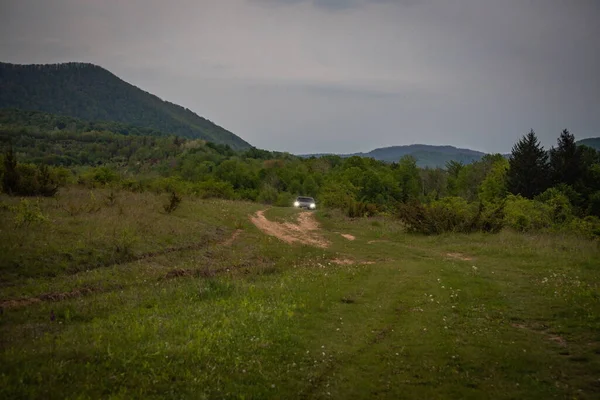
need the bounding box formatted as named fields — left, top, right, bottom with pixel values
left=294, top=196, right=316, bottom=210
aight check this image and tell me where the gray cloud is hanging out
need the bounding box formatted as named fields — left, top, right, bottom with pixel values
left=1, top=0, right=599, bottom=154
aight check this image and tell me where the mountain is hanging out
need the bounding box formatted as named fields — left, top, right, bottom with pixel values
left=0, top=62, right=250, bottom=149
left=577, top=137, right=600, bottom=150
left=302, top=144, right=486, bottom=168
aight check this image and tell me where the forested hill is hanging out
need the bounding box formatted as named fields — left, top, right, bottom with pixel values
left=0, top=62, right=251, bottom=149
left=578, top=137, right=600, bottom=150
left=302, top=144, right=486, bottom=168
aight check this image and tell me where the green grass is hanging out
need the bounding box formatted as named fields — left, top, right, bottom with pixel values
left=1, top=188, right=599, bottom=399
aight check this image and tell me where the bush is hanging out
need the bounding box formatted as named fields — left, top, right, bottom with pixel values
left=2, top=162, right=61, bottom=196
left=120, top=178, right=145, bottom=192
left=274, top=192, right=294, bottom=207
left=195, top=180, right=235, bottom=200
left=319, top=181, right=357, bottom=210
left=257, top=184, right=278, bottom=204
left=504, top=195, right=551, bottom=232
left=346, top=200, right=378, bottom=218
left=12, top=199, right=49, bottom=227
left=535, top=188, right=573, bottom=224
left=163, top=191, right=182, bottom=213
left=238, top=188, right=259, bottom=202
left=566, top=216, right=600, bottom=239
left=397, top=197, right=504, bottom=234
left=148, top=176, right=188, bottom=194
left=79, top=166, right=120, bottom=188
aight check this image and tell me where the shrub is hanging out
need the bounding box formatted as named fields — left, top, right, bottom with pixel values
left=2, top=161, right=61, bottom=196
left=149, top=176, right=188, bottom=194
left=163, top=191, right=182, bottom=213
left=346, top=200, right=378, bottom=218
left=504, top=195, right=552, bottom=231
left=195, top=180, right=235, bottom=200
left=476, top=201, right=505, bottom=233
left=120, top=179, right=145, bottom=192
left=274, top=192, right=294, bottom=207
left=566, top=216, right=600, bottom=239
left=319, top=181, right=357, bottom=210
left=397, top=197, right=504, bottom=234
left=238, top=188, right=259, bottom=202
left=79, top=166, right=120, bottom=188
left=257, top=184, right=278, bottom=204
left=111, top=227, right=139, bottom=260
left=12, top=199, right=49, bottom=227
left=535, top=188, right=573, bottom=224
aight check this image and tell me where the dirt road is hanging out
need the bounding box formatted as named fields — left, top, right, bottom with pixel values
left=250, top=210, right=330, bottom=248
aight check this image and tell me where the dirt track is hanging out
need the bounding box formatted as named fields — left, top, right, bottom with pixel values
left=250, top=210, right=330, bottom=248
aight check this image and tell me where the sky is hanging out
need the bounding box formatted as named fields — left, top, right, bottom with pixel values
left=1, top=0, right=599, bottom=154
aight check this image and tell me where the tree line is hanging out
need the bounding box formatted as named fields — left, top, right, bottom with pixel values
left=1, top=123, right=599, bottom=237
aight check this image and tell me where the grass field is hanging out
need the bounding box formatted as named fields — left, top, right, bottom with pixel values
left=1, top=188, right=599, bottom=399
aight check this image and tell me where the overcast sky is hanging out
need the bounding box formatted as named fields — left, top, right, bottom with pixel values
left=1, top=0, right=599, bottom=154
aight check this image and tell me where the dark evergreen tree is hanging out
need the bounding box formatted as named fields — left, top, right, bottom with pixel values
left=2, top=145, right=18, bottom=194
left=507, top=130, right=549, bottom=198
left=549, top=129, right=581, bottom=186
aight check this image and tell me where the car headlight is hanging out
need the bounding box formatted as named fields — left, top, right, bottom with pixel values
left=294, top=201, right=300, bottom=207
left=309, top=203, right=316, bottom=209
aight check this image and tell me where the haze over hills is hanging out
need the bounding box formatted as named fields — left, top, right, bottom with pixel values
left=0, top=62, right=251, bottom=150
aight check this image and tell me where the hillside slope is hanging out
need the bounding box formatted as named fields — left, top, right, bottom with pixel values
left=0, top=62, right=250, bottom=149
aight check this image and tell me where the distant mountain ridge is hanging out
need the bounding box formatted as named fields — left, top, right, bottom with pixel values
left=302, top=144, right=487, bottom=168
left=304, top=138, right=600, bottom=168
left=577, top=137, right=600, bottom=150
left=0, top=62, right=250, bottom=149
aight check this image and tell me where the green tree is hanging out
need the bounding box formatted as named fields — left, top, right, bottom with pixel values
left=445, top=160, right=464, bottom=196
left=395, top=155, right=421, bottom=202
left=420, top=168, right=448, bottom=202
left=507, top=130, right=549, bottom=198
left=478, top=158, right=509, bottom=203
left=302, top=175, right=319, bottom=197
left=549, top=129, right=581, bottom=186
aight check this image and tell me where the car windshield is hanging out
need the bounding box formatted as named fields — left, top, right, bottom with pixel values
left=297, top=197, right=314, bottom=202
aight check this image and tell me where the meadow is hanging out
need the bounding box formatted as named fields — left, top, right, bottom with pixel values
left=1, top=188, right=599, bottom=399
